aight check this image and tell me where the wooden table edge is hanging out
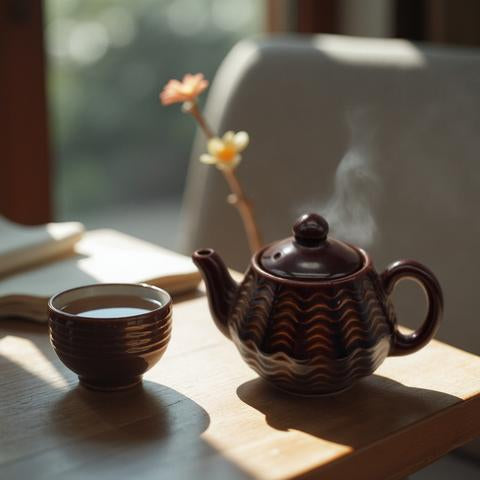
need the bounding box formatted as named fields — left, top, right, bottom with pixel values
left=293, top=393, right=480, bottom=480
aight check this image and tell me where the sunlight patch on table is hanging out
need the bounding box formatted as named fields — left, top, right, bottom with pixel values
left=0, top=335, right=68, bottom=389
left=202, top=415, right=353, bottom=480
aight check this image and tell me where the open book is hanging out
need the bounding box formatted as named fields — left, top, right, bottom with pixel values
left=0, top=216, right=85, bottom=277
left=0, top=226, right=201, bottom=322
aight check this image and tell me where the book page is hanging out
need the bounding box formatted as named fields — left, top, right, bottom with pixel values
left=0, top=217, right=84, bottom=277
left=0, top=229, right=200, bottom=300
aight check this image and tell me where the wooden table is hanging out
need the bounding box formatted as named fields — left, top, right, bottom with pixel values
left=1, top=291, right=479, bottom=480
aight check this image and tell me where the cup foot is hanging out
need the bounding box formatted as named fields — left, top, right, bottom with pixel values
left=79, top=376, right=142, bottom=392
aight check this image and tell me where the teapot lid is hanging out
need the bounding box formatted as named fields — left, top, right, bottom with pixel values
left=260, top=213, right=363, bottom=280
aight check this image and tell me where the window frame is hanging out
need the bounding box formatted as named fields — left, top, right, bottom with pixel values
left=0, top=0, right=51, bottom=224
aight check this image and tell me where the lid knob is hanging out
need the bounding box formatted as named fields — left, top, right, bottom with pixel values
left=293, top=213, right=329, bottom=247
left=260, top=212, right=362, bottom=279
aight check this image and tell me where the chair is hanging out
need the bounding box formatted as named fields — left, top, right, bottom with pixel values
left=181, top=34, right=480, bottom=363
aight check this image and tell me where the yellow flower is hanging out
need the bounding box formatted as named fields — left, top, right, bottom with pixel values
left=200, top=131, right=249, bottom=169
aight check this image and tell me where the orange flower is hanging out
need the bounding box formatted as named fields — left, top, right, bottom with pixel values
left=160, top=73, right=209, bottom=106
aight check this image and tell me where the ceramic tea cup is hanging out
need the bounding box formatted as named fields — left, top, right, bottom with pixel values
left=48, top=283, right=172, bottom=391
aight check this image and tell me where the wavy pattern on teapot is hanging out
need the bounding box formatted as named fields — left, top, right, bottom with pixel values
left=248, top=362, right=377, bottom=384
left=299, top=303, right=386, bottom=333
left=237, top=333, right=388, bottom=368
left=276, top=289, right=379, bottom=315
left=286, top=307, right=388, bottom=338
left=237, top=337, right=389, bottom=391
left=266, top=286, right=389, bottom=354
left=246, top=357, right=384, bottom=384
left=303, top=329, right=390, bottom=357
left=230, top=271, right=277, bottom=345
left=229, top=271, right=392, bottom=382
left=275, top=287, right=361, bottom=303
left=274, top=300, right=385, bottom=330
left=267, top=329, right=390, bottom=359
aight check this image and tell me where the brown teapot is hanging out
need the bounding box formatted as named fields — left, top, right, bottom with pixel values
left=193, top=213, right=443, bottom=396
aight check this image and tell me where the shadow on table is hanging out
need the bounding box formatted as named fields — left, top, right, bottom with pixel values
left=236, top=374, right=461, bottom=448
left=50, top=381, right=208, bottom=446
left=0, top=320, right=254, bottom=479
left=47, top=381, right=253, bottom=478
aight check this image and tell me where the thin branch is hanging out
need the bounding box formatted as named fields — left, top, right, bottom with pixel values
left=185, top=101, right=263, bottom=254
left=186, top=102, right=214, bottom=139
left=222, top=168, right=262, bottom=253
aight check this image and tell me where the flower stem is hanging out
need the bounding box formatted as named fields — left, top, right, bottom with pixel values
left=188, top=102, right=214, bottom=139
left=222, top=167, right=262, bottom=253
left=186, top=102, right=263, bottom=253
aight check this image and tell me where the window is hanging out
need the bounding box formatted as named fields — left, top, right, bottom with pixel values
left=46, top=0, right=264, bottom=247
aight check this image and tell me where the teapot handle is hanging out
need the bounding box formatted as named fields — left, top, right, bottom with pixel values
left=381, top=260, right=443, bottom=356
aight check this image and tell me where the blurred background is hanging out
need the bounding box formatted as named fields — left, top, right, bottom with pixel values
left=46, top=0, right=263, bottom=247
left=3, top=0, right=480, bottom=249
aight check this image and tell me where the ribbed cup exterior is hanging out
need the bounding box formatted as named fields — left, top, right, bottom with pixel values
left=49, top=298, right=172, bottom=390
left=228, top=255, right=396, bottom=395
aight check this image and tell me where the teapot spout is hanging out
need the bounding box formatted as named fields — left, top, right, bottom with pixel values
left=192, top=249, right=238, bottom=339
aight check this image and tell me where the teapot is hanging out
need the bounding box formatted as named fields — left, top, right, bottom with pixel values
left=193, top=213, right=443, bottom=395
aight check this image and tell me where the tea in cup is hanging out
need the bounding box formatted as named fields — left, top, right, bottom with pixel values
left=48, top=283, right=172, bottom=391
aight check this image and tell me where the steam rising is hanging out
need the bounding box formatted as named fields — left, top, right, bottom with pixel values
left=305, top=111, right=380, bottom=248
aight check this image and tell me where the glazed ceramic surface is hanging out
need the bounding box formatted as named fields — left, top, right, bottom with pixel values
left=48, top=283, right=172, bottom=391
left=193, top=214, right=443, bottom=395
